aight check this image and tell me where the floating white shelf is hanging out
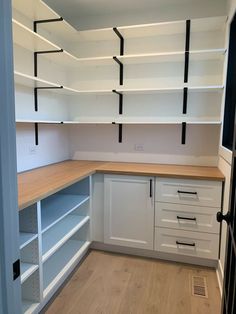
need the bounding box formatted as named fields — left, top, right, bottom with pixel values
left=21, top=263, right=39, bottom=284
left=19, top=232, right=38, bottom=250
left=22, top=300, right=39, bottom=314
left=42, top=215, right=90, bottom=262
left=43, top=239, right=91, bottom=298
left=14, top=71, right=61, bottom=89
left=41, top=194, right=90, bottom=233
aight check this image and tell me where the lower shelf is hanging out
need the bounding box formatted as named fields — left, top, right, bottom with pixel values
left=43, top=239, right=91, bottom=298
left=22, top=300, right=39, bottom=314
left=21, top=263, right=39, bottom=284
left=42, top=215, right=90, bottom=262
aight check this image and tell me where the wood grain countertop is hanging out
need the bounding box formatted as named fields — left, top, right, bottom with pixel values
left=18, top=160, right=224, bottom=210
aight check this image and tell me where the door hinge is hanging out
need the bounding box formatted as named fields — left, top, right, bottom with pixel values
left=13, top=259, right=20, bottom=281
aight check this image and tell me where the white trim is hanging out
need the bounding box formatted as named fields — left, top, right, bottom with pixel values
left=0, top=0, right=21, bottom=312
left=216, top=259, right=224, bottom=296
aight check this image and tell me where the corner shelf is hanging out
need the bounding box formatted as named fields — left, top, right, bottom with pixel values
left=42, top=215, right=90, bottom=262
left=43, top=239, right=91, bottom=298
left=41, top=194, right=90, bottom=233
left=14, top=71, right=61, bottom=88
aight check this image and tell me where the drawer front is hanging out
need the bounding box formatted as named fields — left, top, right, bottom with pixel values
left=155, top=202, right=220, bottom=234
left=155, top=227, right=219, bottom=259
left=156, top=178, right=222, bottom=207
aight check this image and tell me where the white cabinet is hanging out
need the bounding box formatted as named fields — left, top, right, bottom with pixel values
left=104, top=175, right=154, bottom=250
left=155, top=177, right=222, bottom=260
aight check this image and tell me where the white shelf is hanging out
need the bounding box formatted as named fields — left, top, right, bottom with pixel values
left=21, top=263, right=39, bottom=284
left=16, top=119, right=64, bottom=124
left=19, top=233, right=38, bottom=250
left=12, top=0, right=78, bottom=43
left=43, top=239, right=91, bottom=298
left=116, top=85, right=224, bottom=94
left=63, top=86, right=112, bottom=95
left=117, top=48, right=225, bottom=64
left=14, top=71, right=61, bottom=89
left=118, top=16, right=226, bottom=38
left=114, top=117, right=222, bottom=125
left=41, top=194, right=90, bottom=233
left=13, top=19, right=114, bottom=67
left=42, top=215, right=90, bottom=262
left=12, top=19, right=59, bottom=51
left=22, top=300, right=39, bottom=314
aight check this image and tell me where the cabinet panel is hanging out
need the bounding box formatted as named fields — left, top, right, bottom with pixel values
left=155, top=227, right=219, bottom=259
left=104, top=175, right=154, bottom=249
left=155, top=202, right=220, bottom=233
left=156, top=178, right=222, bottom=207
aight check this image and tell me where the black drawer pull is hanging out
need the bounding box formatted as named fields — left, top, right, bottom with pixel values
left=176, top=241, right=196, bottom=247
left=177, top=190, right=197, bottom=195
left=177, top=216, right=197, bottom=221
left=150, top=179, right=153, bottom=198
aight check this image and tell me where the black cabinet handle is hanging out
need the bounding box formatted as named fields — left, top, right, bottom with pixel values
left=150, top=179, right=153, bottom=198
left=176, top=241, right=196, bottom=247
left=177, top=216, right=197, bottom=221
left=177, top=190, right=197, bottom=195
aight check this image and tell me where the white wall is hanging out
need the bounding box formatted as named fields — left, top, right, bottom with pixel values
left=69, top=124, right=220, bottom=166
left=16, top=124, right=70, bottom=172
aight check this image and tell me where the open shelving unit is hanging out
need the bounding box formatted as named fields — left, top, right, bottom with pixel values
left=12, top=0, right=226, bottom=145
left=12, top=0, right=226, bottom=143
left=17, top=176, right=91, bottom=313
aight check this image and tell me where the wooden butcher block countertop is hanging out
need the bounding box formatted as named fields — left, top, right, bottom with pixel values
left=18, top=160, right=224, bottom=210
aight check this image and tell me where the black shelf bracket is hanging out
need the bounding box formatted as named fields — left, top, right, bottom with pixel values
left=113, top=56, right=124, bottom=86
left=183, top=87, right=188, bottom=114
left=118, top=124, right=123, bottom=143
left=33, top=17, right=63, bottom=33
left=112, top=122, right=123, bottom=143
left=113, top=27, right=124, bottom=56
left=181, top=122, right=187, bottom=145
left=112, top=90, right=123, bottom=114
left=34, top=86, right=63, bottom=112
left=35, top=123, right=39, bottom=146
left=184, top=20, right=191, bottom=83
left=34, top=49, right=63, bottom=77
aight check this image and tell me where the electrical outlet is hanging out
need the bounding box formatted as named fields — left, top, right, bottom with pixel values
left=134, top=144, right=144, bottom=151
left=29, top=146, right=37, bottom=155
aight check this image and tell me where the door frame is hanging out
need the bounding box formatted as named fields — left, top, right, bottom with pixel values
left=0, top=0, right=21, bottom=312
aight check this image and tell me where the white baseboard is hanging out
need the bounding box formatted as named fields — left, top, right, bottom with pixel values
left=91, top=242, right=218, bottom=268
left=216, top=260, right=224, bottom=296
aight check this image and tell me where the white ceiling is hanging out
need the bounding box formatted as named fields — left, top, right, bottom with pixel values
left=46, top=0, right=192, bottom=16
left=44, top=0, right=227, bottom=30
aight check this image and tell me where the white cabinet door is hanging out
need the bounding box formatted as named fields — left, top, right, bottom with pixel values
left=104, top=175, right=154, bottom=250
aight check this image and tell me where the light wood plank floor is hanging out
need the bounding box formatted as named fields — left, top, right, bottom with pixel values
left=44, top=250, right=221, bottom=314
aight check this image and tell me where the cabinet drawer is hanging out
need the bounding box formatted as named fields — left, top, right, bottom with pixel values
left=156, top=178, right=222, bottom=207
left=155, top=227, right=219, bottom=259
left=155, top=202, right=219, bottom=234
